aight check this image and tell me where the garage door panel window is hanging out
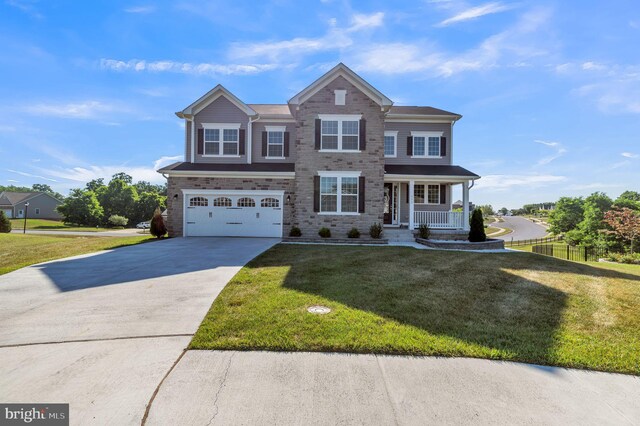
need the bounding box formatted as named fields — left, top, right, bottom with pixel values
left=261, top=198, right=279, bottom=208
left=189, top=196, right=208, bottom=206
left=213, top=197, right=232, bottom=207
left=320, top=176, right=358, bottom=214
left=237, top=197, right=256, bottom=207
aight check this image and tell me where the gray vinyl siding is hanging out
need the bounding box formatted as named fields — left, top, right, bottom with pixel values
left=185, top=119, right=191, bottom=162
left=194, top=96, right=249, bottom=164
left=383, top=122, right=452, bottom=165
left=18, top=194, right=62, bottom=219
left=252, top=122, right=296, bottom=163
left=399, top=183, right=451, bottom=223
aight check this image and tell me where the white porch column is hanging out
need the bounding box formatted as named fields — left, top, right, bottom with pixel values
left=409, top=180, right=415, bottom=230
left=462, top=181, right=470, bottom=231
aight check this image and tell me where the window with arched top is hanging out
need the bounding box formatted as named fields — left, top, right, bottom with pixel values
left=189, top=196, right=208, bottom=207
left=261, top=198, right=279, bottom=208
left=237, top=197, right=256, bottom=207
left=213, top=197, right=232, bottom=207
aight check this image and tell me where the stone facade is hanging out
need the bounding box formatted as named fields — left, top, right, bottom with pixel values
left=166, top=176, right=294, bottom=237
left=291, top=76, right=386, bottom=238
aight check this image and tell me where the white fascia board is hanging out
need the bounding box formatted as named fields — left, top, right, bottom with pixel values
left=181, top=189, right=285, bottom=197
left=164, top=170, right=295, bottom=179
left=182, top=85, right=257, bottom=117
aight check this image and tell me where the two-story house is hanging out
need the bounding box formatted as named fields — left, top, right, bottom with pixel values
left=158, top=63, right=479, bottom=239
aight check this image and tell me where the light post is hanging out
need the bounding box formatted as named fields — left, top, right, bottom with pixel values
left=23, top=202, right=29, bottom=234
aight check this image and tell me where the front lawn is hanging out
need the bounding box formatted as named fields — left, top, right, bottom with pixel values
left=0, top=234, right=155, bottom=275
left=9, top=218, right=110, bottom=232
left=191, top=245, right=640, bottom=375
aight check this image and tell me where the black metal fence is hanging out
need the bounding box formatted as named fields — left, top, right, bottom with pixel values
left=505, top=235, right=563, bottom=247
left=532, top=244, right=609, bottom=262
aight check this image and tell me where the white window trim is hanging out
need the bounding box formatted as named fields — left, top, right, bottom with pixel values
left=384, top=130, right=398, bottom=158
left=410, top=131, right=444, bottom=158
left=202, top=123, right=241, bottom=157
left=413, top=184, right=441, bottom=205
left=265, top=126, right=286, bottom=159
left=318, top=114, right=362, bottom=153
left=318, top=171, right=361, bottom=215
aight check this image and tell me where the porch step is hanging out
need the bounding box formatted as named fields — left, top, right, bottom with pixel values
left=383, top=228, right=415, bottom=243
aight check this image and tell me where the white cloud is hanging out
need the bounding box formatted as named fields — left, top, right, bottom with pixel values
left=153, top=155, right=183, bottom=170
left=437, top=2, right=515, bottom=27
left=7, top=179, right=19, bottom=183
left=621, top=152, right=639, bottom=158
left=534, top=139, right=567, bottom=166
left=24, top=101, right=118, bottom=119
left=5, top=0, right=43, bottom=19
left=534, top=140, right=559, bottom=147
left=348, top=12, right=384, bottom=31
left=124, top=5, right=155, bottom=13
left=100, top=59, right=280, bottom=75
left=355, top=8, right=552, bottom=76
left=7, top=169, right=58, bottom=182
left=582, top=61, right=607, bottom=71
left=475, top=174, right=566, bottom=191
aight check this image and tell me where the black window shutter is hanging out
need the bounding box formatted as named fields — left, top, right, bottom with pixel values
left=440, top=184, right=446, bottom=204
left=407, top=136, right=413, bottom=156
left=313, top=176, right=320, bottom=212
left=239, top=129, right=246, bottom=156
left=359, top=119, right=366, bottom=151
left=406, top=184, right=409, bottom=202
left=315, top=119, right=321, bottom=150
left=358, top=176, right=365, bottom=213
left=440, top=136, right=447, bottom=156
left=197, top=128, right=204, bottom=155
left=262, top=132, right=268, bottom=157
left=284, top=132, right=290, bottom=157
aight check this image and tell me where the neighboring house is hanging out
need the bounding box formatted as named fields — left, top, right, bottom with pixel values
left=452, top=200, right=475, bottom=212
left=0, top=191, right=63, bottom=219
left=158, top=63, right=479, bottom=238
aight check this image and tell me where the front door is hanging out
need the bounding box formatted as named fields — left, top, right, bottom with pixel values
left=384, top=183, right=393, bottom=224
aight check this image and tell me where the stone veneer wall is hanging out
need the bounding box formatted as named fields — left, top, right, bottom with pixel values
left=292, top=75, right=386, bottom=238
left=166, top=176, right=294, bottom=237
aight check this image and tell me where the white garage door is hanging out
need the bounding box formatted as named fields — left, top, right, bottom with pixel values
left=1, top=209, right=12, bottom=218
left=185, top=192, right=283, bottom=237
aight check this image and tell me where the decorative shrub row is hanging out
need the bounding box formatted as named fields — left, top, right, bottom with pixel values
left=288, top=223, right=384, bottom=239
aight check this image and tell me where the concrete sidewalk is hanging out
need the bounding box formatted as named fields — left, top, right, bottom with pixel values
left=146, top=351, right=640, bottom=425
left=10, top=228, right=144, bottom=236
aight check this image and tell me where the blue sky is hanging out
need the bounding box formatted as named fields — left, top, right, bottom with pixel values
left=0, top=0, right=638, bottom=209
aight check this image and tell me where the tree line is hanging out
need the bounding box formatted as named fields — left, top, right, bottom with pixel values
left=548, top=191, right=640, bottom=253
left=0, top=183, right=65, bottom=201
left=57, top=173, right=167, bottom=227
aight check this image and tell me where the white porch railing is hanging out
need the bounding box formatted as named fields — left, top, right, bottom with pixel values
left=413, top=211, right=464, bottom=229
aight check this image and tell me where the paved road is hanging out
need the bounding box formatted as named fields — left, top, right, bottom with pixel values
left=493, top=216, right=549, bottom=241
left=10, top=228, right=144, bottom=237
left=0, top=237, right=278, bottom=425
left=146, top=351, right=640, bottom=425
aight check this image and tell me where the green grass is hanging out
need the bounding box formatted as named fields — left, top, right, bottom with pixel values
left=9, top=218, right=111, bottom=232
left=191, top=245, right=640, bottom=375
left=0, top=234, right=155, bottom=275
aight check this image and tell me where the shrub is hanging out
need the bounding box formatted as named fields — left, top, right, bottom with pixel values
left=347, top=228, right=360, bottom=238
left=369, top=223, right=383, bottom=239
left=108, top=214, right=128, bottom=227
left=0, top=211, right=11, bottom=233
left=289, top=226, right=302, bottom=237
left=418, top=224, right=430, bottom=239
left=468, top=208, right=487, bottom=242
left=318, top=227, right=331, bottom=238
left=150, top=207, right=167, bottom=238
left=606, top=252, right=640, bottom=265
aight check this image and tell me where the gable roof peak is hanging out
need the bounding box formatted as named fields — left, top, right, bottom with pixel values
left=288, top=63, right=393, bottom=108
left=176, top=84, right=257, bottom=119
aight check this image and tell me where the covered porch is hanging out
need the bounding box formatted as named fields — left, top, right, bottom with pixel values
left=383, top=165, right=480, bottom=232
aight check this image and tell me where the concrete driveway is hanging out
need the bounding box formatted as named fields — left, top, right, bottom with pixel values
left=0, top=237, right=278, bottom=425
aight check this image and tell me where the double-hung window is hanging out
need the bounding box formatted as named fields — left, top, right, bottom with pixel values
left=319, top=114, right=361, bottom=151
left=411, top=131, right=442, bottom=157
left=319, top=173, right=360, bottom=214
left=414, top=184, right=440, bottom=204
left=203, top=123, right=240, bottom=156
left=265, top=126, right=285, bottom=158
left=384, top=131, right=397, bottom=157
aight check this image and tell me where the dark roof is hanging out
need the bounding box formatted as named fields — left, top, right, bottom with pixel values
left=384, top=165, right=479, bottom=178
left=387, top=106, right=461, bottom=117
left=158, top=162, right=295, bottom=173
left=0, top=191, right=49, bottom=206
